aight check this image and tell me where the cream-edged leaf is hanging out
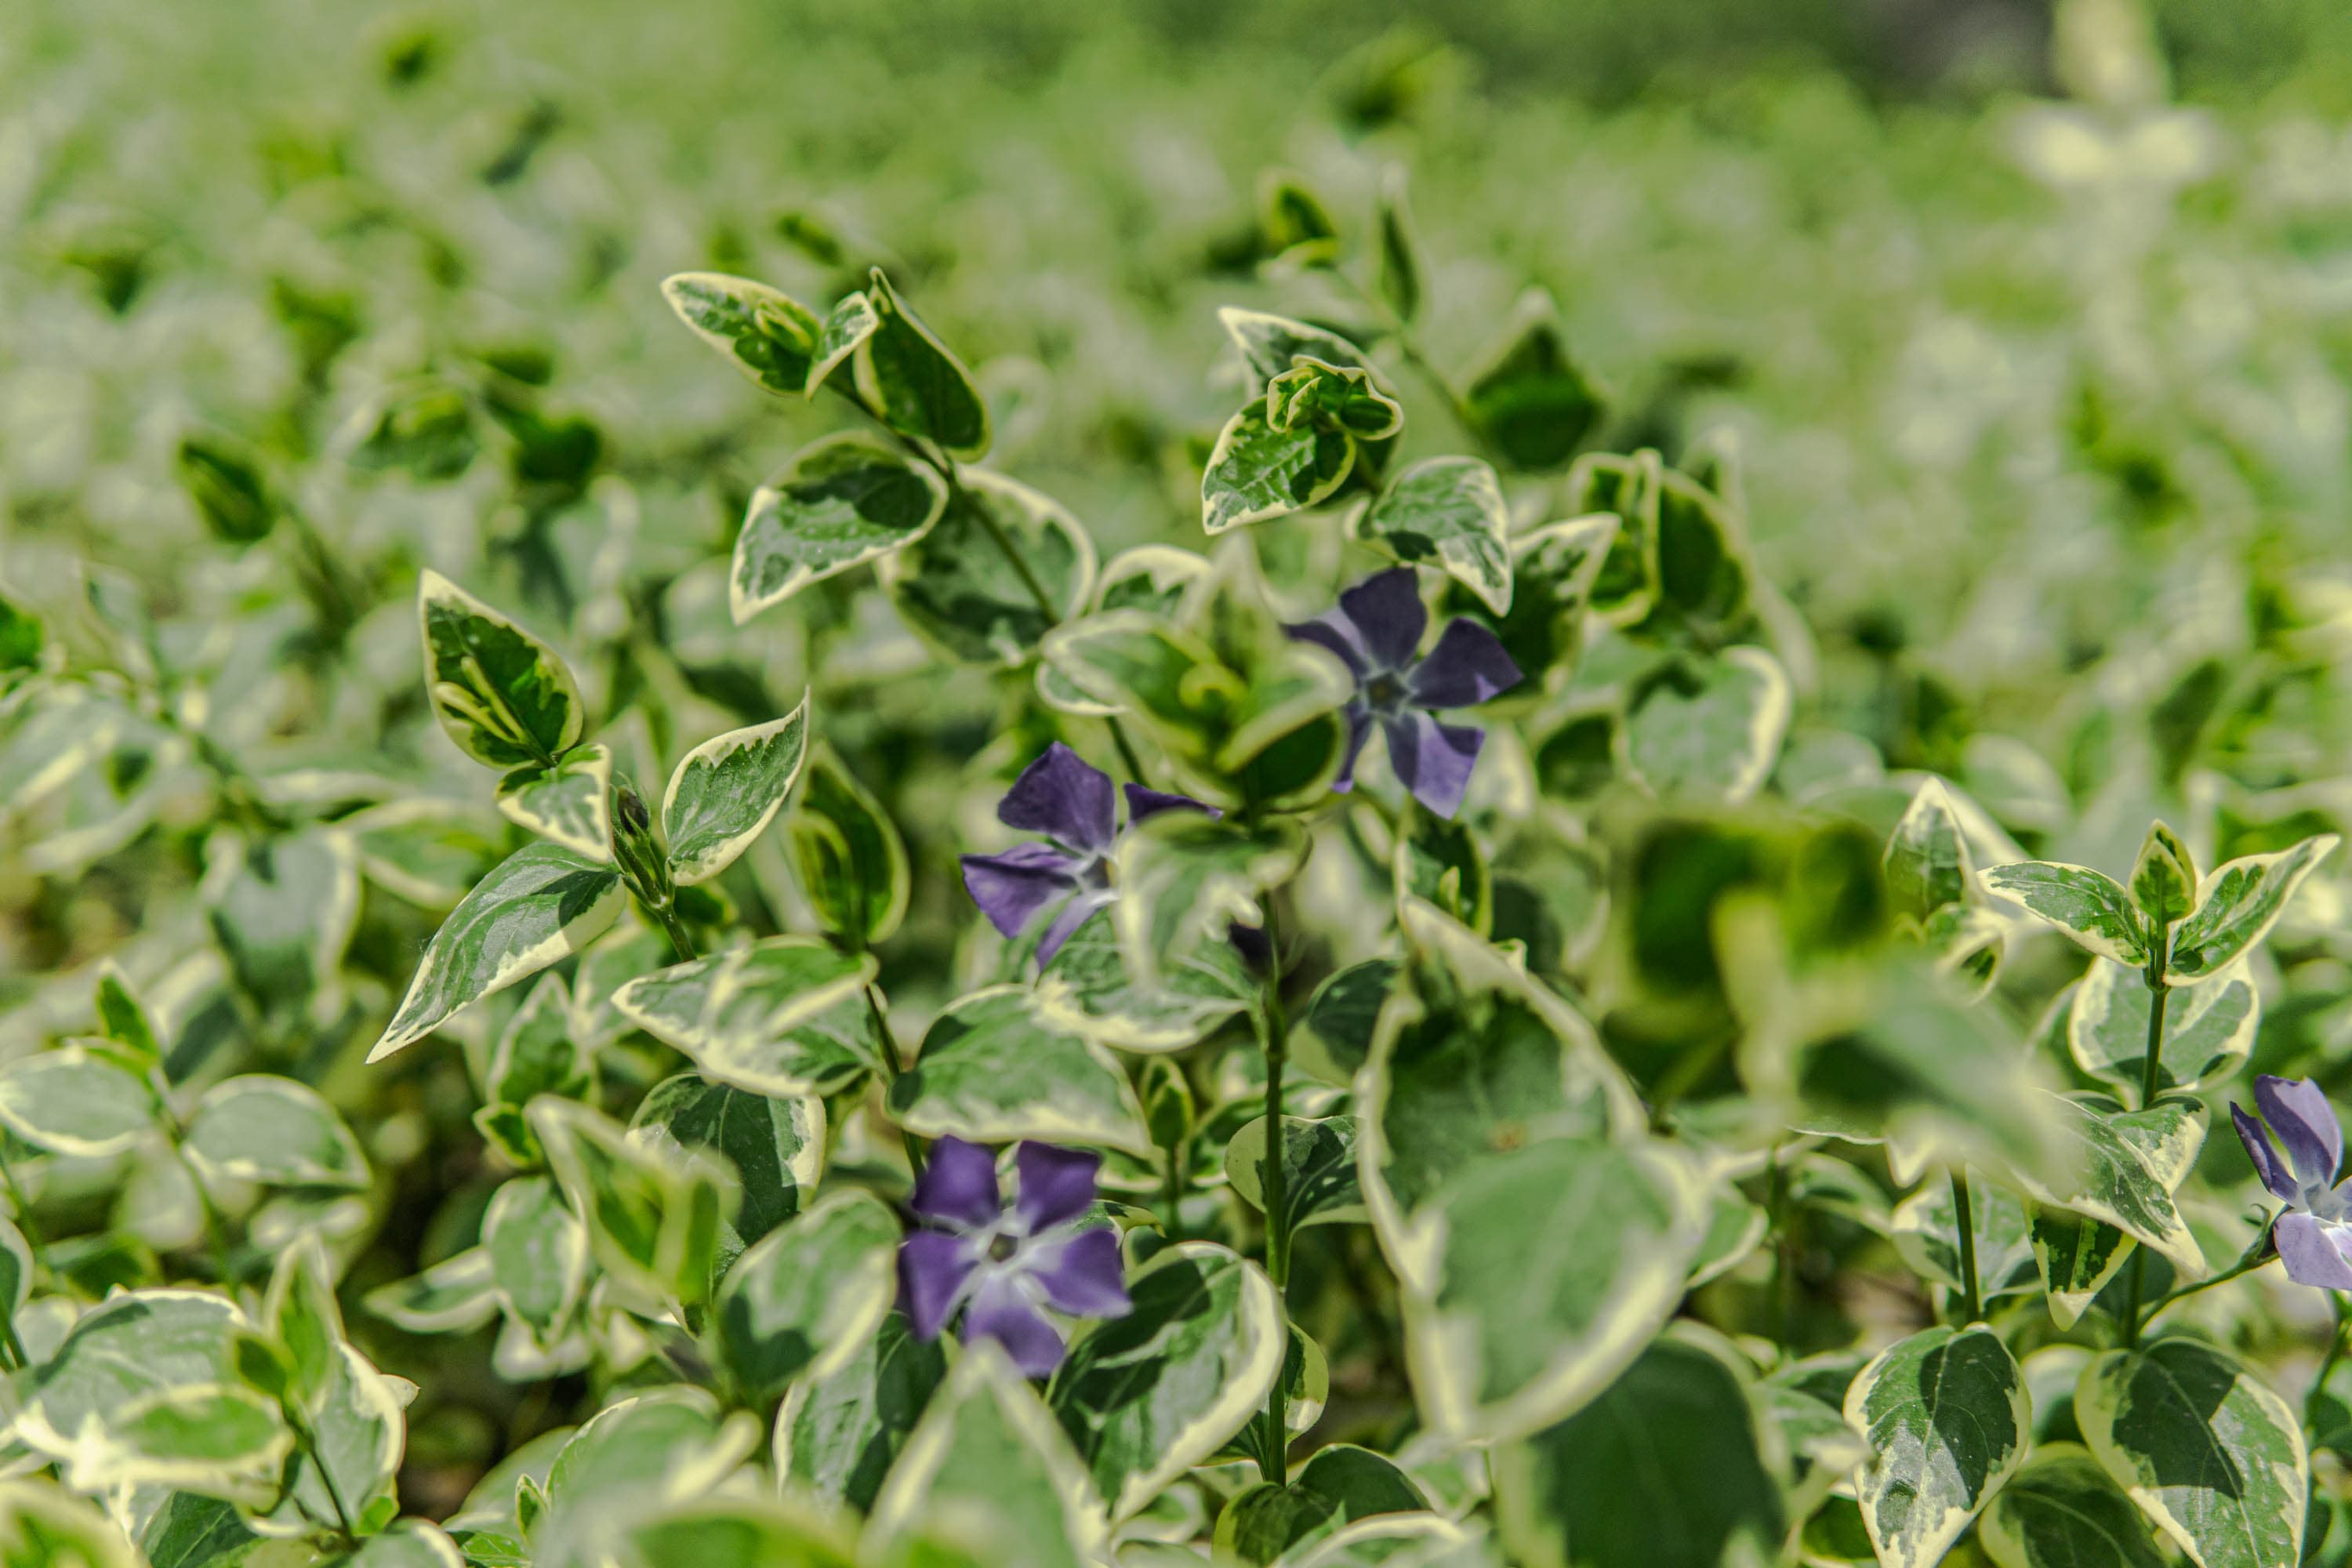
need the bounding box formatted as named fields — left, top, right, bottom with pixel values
left=498, top=742, right=614, bottom=862
left=662, top=697, right=810, bottom=884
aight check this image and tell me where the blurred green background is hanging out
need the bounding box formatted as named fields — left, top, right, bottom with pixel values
left=12, top=0, right=2352, bottom=918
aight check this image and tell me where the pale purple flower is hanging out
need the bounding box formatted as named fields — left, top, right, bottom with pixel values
left=897, top=1137, right=1131, bottom=1376
left=2233, top=1075, right=2352, bottom=1289
left=958, top=742, right=1213, bottom=964
left=1286, top=568, right=1522, bottom=818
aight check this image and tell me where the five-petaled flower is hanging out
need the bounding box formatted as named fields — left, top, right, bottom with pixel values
left=2232, top=1075, right=2352, bottom=1289
left=959, top=741, right=1215, bottom=964
left=898, top=1136, right=1131, bottom=1376
left=1286, top=568, right=1522, bottom=819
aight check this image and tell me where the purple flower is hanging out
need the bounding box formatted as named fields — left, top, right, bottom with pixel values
left=2233, top=1075, right=2352, bottom=1289
left=959, top=742, right=1214, bottom=964
left=897, top=1137, right=1131, bottom=1376
left=1285, top=568, right=1522, bottom=819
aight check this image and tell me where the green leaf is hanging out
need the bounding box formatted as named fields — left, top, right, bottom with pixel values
left=498, top=742, right=614, bottom=862
left=1444, top=514, right=1617, bottom=699
left=2014, top=1093, right=2206, bottom=1282
left=344, top=797, right=506, bottom=909
left=484, top=1174, right=588, bottom=1335
left=204, top=826, right=361, bottom=1024
left=626, top=1497, right=859, bottom=1568
left=1650, top=469, right=1751, bottom=633
left=535, top=1391, right=760, bottom=1561
left=1393, top=804, right=1491, bottom=935
left=369, top=840, right=626, bottom=1062
left=336, top=1520, right=469, bottom=1568
left=0, top=593, right=43, bottom=684
left=0, top=1479, right=142, bottom=1568
left=530, top=1098, right=738, bottom=1308
left=1294, top=958, right=1396, bottom=1084
left=659, top=272, right=822, bottom=397
left=2129, top=822, right=2198, bottom=931
left=2077, top=1340, right=2306, bottom=1568
left=630, top=1073, right=822, bottom=1269
left=0, top=1215, right=29, bottom=1340
left=1216, top=1446, right=1427, bottom=1566
left=130, top=1489, right=258, bottom=1568
left=1358, top=900, right=1644, bottom=1287
left=854, top=270, right=991, bottom=460
left=877, top=470, right=1095, bottom=664
left=2029, top=1207, right=2136, bottom=1331
left=1845, top=1324, right=2030, bottom=1568
left=0, top=1044, right=154, bottom=1156
left=1111, top=811, right=1305, bottom=989
left=477, top=973, right=592, bottom=1137
left=807, top=292, right=880, bottom=397
left=888, top=986, right=1152, bottom=1153
left=2070, top=958, right=2257, bottom=1095
left=94, top=1384, right=289, bottom=1493
left=184, top=1075, right=369, bottom=1190
left=1035, top=546, right=1214, bottom=717
left=1047, top=1241, right=1283, bottom=1520
left=1885, top=779, right=1976, bottom=920
left=1041, top=612, right=1233, bottom=772
left=714, top=1189, right=899, bottom=1405
left=611, top=936, right=882, bottom=1096
left=1258, top=168, right=1340, bottom=261
left=1398, top=1134, right=1707, bottom=1443
left=731, top=434, right=949, bottom=623
left=1461, top=290, right=1606, bottom=472
left=777, top=1310, right=946, bottom=1514
left=1033, top=908, right=1258, bottom=1052
left=17, top=1290, right=245, bottom=1472
left=1620, top=647, right=1791, bottom=804
left=418, top=570, right=586, bottom=769
left=786, top=743, right=910, bottom=947
left=661, top=697, right=811, bottom=884
left=1348, top=456, right=1512, bottom=615
left=1218, top=1324, right=1328, bottom=1474
left=1265, top=358, right=1403, bottom=441
left=1373, top=165, right=1423, bottom=323
left=1980, top=1444, right=2166, bottom=1568
left=93, top=962, right=163, bottom=1069
left=1201, top=401, right=1356, bottom=535
left=2166, top=834, right=2339, bottom=981
left=1225, top=1116, right=1367, bottom=1232
left=1980, top=861, right=2150, bottom=967
left=864, top=1345, right=1105, bottom=1568
left=1218, top=308, right=1388, bottom=393
left=1492, top=1333, right=1784, bottom=1568
left=256, top=1345, right=407, bottom=1538
left=1892, top=1174, right=2036, bottom=1301
left=363, top=1247, right=502, bottom=1335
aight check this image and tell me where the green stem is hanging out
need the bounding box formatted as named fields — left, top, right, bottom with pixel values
left=2119, top=940, right=2171, bottom=1348
left=1950, top=1167, right=1983, bottom=1325
left=1256, top=893, right=1292, bottom=1486
left=2144, top=1217, right=2277, bottom=1328
left=1765, top=1142, right=1791, bottom=1345
left=0, top=1146, right=45, bottom=1278
left=286, top=1405, right=358, bottom=1546
left=650, top=899, right=699, bottom=964
left=865, top=983, right=926, bottom=1181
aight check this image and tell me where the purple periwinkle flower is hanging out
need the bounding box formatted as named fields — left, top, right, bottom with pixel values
left=1285, top=568, right=1522, bottom=819
left=959, top=742, right=1214, bottom=964
left=897, top=1136, right=1131, bottom=1376
left=2232, top=1075, right=2352, bottom=1289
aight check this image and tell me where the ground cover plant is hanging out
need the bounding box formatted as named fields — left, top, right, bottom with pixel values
left=17, top=0, right=2352, bottom=1564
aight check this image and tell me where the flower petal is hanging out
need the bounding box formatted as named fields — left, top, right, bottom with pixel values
left=960, top=843, right=1082, bottom=941
left=1025, top=1225, right=1131, bottom=1320
left=1382, top=710, right=1485, bottom=819
left=1330, top=705, right=1371, bottom=793
left=2256, top=1074, right=2342, bottom=1192
left=998, top=742, right=1116, bottom=853
left=1036, top=888, right=1112, bottom=967
left=2274, top=1212, right=2352, bottom=1290
left=2234, top=1105, right=2299, bottom=1204
left=1014, top=1142, right=1103, bottom=1233
left=899, top=1231, right=978, bottom=1341
left=1286, top=612, right=1370, bottom=681
left=1408, top=618, right=1523, bottom=710
left=964, top=1271, right=1066, bottom=1377
left=1337, top=568, right=1428, bottom=670
left=910, top=1135, right=1002, bottom=1229
left=1123, top=783, right=1219, bottom=826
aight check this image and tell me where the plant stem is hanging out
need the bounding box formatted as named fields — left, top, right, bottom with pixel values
left=0, top=1146, right=45, bottom=1277
left=2118, top=939, right=2171, bottom=1349
left=2143, top=1218, right=2277, bottom=1327
left=1256, top=891, right=1292, bottom=1486
left=287, top=1406, right=358, bottom=1546
left=649, top=899, right=699, bottom=964
left=1951, top=1167, right=1983, bottom=1325
left=1765, top=1142, right=1791, bottom=1345
left=864, top=982, right=926, bottom=1181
